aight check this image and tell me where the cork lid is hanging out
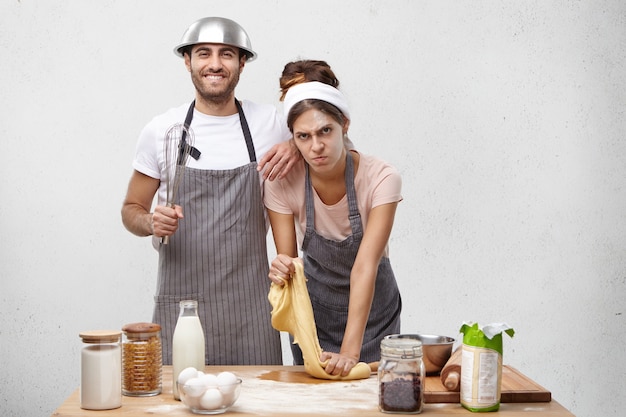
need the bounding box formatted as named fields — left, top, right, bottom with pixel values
left=122, top=322, right=161, bottom=334
left=79, top=330, right=122, bottom=344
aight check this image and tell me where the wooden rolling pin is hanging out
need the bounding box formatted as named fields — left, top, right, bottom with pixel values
left=440, top=347, right=462, bottom=391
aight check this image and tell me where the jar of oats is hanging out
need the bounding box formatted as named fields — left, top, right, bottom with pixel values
left=121, top=322, right=162, bottom=396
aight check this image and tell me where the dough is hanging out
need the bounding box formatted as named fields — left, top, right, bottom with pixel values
left=268, top=260, right=371, bottom=380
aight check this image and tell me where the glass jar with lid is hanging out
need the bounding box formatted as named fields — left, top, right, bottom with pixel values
left=121, top=322, right=162, bottom=396
left=79, top=330, right=122, bottom=410
left=378, top=334, right=425, bottom=414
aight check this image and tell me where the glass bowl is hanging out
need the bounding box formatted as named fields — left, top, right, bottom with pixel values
left=178, top=379, right=242, bottom=414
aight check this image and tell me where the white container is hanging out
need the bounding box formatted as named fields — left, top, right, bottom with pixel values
left=172, top=300, right=205, bottom=400
left=79, top=330, right=122, bottom=410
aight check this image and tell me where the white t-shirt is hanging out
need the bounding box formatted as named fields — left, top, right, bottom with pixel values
left=133, top=100, right=291, bottom=206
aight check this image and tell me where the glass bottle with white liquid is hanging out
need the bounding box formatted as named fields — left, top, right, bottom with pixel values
left=172, top=299, right=205, bottom=400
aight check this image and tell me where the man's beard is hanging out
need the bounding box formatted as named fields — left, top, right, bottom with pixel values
left=191, top=70, right=240, bottom=106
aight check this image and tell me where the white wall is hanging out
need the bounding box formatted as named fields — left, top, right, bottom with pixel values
left=1, top=1, right=624, bottom=416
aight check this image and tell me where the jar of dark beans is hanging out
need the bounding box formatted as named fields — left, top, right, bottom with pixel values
left=378, top=335, right=424, bottom=414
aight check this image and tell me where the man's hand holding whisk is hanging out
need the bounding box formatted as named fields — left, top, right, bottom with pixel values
left=152, top=204, right=184, bottom=239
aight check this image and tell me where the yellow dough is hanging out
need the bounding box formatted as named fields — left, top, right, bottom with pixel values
left=268, top=260, right=371, bottom=380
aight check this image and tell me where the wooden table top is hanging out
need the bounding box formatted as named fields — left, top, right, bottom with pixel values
left=51, top=365, right=575, bottom=416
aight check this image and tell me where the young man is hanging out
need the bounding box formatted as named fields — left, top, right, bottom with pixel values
left=121, top=17, right=298, bottom=365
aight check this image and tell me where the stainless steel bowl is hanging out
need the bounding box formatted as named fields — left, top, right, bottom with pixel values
left=174, top=17, right=257, bottom=61
left=412, top=334, right=455, bottom=375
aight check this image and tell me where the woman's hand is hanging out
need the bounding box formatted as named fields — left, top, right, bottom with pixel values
left=269, top=254, right=298, bottom=285
left=320, top=351, right=359, bottom=377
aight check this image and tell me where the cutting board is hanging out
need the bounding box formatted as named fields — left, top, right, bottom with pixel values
left=424, top=365, right=552, bottom=403
left=256, top=364, right=550, bottom=403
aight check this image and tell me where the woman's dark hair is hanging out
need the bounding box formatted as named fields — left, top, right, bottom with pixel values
left=279, top=60, right=346, bottom=130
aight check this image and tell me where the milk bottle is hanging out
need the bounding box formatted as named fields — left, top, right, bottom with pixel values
left=172, top=300, right=205, bottom=400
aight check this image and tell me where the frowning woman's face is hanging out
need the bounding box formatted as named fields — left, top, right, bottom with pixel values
left=292, top=108, right=348, bottom=175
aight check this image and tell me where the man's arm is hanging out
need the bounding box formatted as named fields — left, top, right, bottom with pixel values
left=257, top=139, right=301, bottom=181
left=121, top=170, right=160, bottom=236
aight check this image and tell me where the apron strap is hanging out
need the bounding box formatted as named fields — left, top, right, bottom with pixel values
left=303, top=152, right=362, bottom=241
left=182, top=101, right=201, bottom=161
left=235, top=98, right=257, bottom=162
left=304, top=164, right=315, bottom=236
left=344, top=152, right=362, bottom=234
left=182, top=98, right=256, bottom=163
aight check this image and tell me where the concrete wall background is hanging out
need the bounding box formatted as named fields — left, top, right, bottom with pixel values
left=1, top=1, right=624, bottom=416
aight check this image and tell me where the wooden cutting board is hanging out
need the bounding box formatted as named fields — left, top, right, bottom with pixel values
left=255, top=364, right=550, bottom=403
left=424, top=365, right=552, bottom=403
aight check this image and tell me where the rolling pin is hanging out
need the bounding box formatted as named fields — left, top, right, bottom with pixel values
left=440, top=347, right=462, bottom=391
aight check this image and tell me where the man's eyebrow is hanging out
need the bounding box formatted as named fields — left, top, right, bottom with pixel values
left=194, top=45, right=237, bottom=53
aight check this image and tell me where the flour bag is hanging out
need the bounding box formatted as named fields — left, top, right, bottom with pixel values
left=459, top=322, right=515, bottom=412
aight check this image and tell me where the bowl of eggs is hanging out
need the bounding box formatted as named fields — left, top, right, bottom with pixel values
left=177, top=367, right=242, bottom=414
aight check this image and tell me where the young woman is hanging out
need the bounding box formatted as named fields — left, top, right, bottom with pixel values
left=264, top=60, right=403, bottom=377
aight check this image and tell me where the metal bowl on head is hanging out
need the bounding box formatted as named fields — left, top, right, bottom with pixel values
left=174, top=17, right=257, bottom=61
left=412, top=334, right=455, bottom=375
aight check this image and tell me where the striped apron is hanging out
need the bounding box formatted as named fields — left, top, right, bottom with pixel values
left=293, top=152, right=402, bottom=364
left=153, top=100, right=282, bottom=366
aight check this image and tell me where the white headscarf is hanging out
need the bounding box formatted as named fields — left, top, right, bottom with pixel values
left=283, top=81, right=350, bottom=120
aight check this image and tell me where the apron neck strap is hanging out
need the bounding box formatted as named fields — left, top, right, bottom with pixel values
left=183, top=98, right=257, bottom=163
left=304, top=152, right=362, bottom=235
left=183, top=101, right=201, bottom=161
left=234, top=98, right=257, bottom=162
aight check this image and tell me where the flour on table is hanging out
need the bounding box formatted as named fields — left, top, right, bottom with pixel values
left=233, top=372, right=379, bottom=414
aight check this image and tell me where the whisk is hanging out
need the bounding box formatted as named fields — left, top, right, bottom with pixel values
left=161, top=123, right=195, bottom=245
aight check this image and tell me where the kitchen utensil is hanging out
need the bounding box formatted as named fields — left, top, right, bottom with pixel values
left=409, top=334, right=455, bottom=375
left=162, top=123, right=194, bottom=245
left=174, top=17, right=256, bottom=60
left=439, top=347, right=461, bottom=391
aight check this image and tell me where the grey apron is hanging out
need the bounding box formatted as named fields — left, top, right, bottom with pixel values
left=293, top=152, right=402, bottom=364
left=153, top=99, right=282, bottom=366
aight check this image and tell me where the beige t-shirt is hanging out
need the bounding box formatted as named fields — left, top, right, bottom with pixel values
left=264, top=151, right=402, bottom=256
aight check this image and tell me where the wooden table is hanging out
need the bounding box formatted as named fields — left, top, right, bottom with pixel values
left=51, top=366, right=576, bottom=416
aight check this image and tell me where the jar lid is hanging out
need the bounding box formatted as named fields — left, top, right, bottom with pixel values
left=79, top=330, right=122, bottom=344
left=122, top=322, right=161, bottom=334
left=381, top=334, right=423, bottom=358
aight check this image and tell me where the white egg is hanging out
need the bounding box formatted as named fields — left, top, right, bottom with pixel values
left=221, top=390, right=236, bottom=406
left=217, top=371, right=238, bottom=394
left=196, top=370, right=205, bottom=378
left=182, top=392, right=201, bottom=409
left=200, top=373, right=219, bottom=388
left=183, top=377, right=207, bottom=398
left=199, top=388, right=223, bottom=410
left=177, top=366, right=199, bottom=385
